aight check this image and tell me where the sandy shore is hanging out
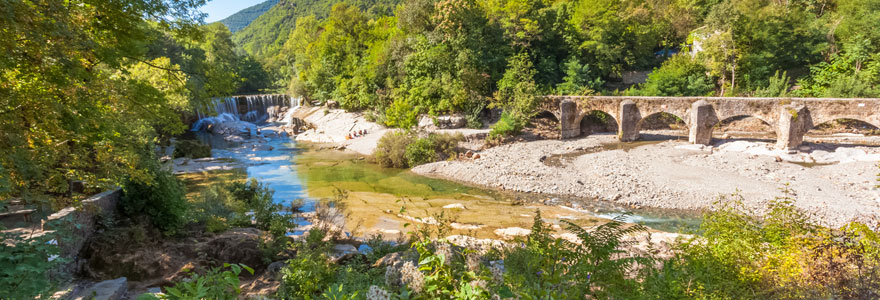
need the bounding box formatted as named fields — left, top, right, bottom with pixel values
left=412, top=134, right=880, bottom=227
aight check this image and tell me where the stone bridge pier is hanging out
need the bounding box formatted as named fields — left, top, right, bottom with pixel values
left=543, top=96, right=880, bottom=150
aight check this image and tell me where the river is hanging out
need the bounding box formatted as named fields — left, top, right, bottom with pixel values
left=184, top=125, right=701, bottom=239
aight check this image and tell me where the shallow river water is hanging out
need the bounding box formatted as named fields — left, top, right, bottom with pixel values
left=190, top=127, right=701, bottom=239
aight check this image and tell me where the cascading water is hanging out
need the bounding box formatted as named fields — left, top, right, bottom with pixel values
left=191, top=94, right=301, bottom=131
left=191, top=97, right=240, bottom=131
left=240, top=94, right=292, bottom=123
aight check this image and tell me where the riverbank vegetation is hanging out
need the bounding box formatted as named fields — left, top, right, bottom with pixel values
left=374, top=132, right=464, bottom=168
left=138, top=186, right=880, bottom=299
left=233, top=0, right=880, bottom=134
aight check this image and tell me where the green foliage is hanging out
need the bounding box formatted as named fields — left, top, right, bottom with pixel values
left=405, top=137, right=437, bottom=167
left=797, top=37, right=880, bottom=98
left=375, top=132, right=462, bottom=168
left=219, top=0, right=280, bottom=33
left=141, top=263, right=254, bottom=300
left=375, top=131, right=416, bottom=168
left=0, top=0, right=271, bottom=206
left=172, top=140, right=212, bottom=159
left=488, top=111, right=526, bottom=142
left=494, top=52, right=540, bottom=119
left=754, top=71, right=792, bottom=97
left=0, top=229, right=64, bottom=299
left=279, top=228, right=337, bottom=300
left=321, top=284, right=359, bottom=300
left=630, top=54, right=715, bottom=96
left=641, top=191, right=880, bottom=299
left=556, top=58, right=603, bottom=96
left=121, top=168, right=187, bottom=235
left=503, top=211, right=648, bottom=299
left=410, top=239, right=489, bottom=299
left=191, top=179, right=292, bottom=239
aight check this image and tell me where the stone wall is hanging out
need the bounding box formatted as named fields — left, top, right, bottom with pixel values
left=42, top=188, right=121, bottom=273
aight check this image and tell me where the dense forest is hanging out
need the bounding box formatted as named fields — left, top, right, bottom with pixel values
left=233, top=0, right=880, bottom=129
left=0, top=0, right=268, bottom=202
left=219, top=0, right=280, bottom=33
left=4, top=0, right=879, bottom=206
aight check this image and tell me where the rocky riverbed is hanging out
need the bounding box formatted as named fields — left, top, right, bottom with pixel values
left=413, top=133, right=880, bottom=227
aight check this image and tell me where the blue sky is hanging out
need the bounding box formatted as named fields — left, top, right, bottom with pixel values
left=200, top=0, right=267, bottom=23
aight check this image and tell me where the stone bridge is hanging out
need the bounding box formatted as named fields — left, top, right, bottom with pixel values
left=541, top=96, right=880, bottom=149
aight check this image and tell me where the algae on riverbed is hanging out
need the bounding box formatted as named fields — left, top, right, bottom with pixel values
left=293, top=147, right=605, bottom=238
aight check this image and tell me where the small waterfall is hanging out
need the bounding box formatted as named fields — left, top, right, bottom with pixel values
left=281, top=97, right=303, bottom=125
left=240, top=94, right=291, bottom=123
left=191, top=97, right=240, bottom=131
left=191, top=94, right=296, bottom=131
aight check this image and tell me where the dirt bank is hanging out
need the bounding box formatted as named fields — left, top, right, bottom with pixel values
left=412, top=133, right=880, bottom=227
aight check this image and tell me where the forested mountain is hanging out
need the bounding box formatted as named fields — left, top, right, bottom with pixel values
left=252, top=0, right=880, bottom=131
left=231, top=0, right=399, bottom=63
left=219, top=0, right=280, bottom=33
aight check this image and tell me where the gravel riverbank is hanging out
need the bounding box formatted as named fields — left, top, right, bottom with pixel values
left=412, top=133, right=880, bottom=227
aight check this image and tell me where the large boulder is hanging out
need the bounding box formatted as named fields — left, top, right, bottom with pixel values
left=418, top=114, right=468, bottom=130
left=198, top=228, right=267, bottom=273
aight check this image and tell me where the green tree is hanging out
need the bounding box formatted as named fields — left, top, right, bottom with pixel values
left=630, top=54, right=715, bottom=96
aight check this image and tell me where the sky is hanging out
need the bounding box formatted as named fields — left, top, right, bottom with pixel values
left=200, top=0, right=267, bottom=23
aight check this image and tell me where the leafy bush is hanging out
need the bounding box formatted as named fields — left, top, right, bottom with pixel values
left=641, top=191, right=880, bottom=299
left=278, top=228, right=336, bottom=300
left=502, top=211, right=648, bottom=299
left=172, top=139, right=211, bottom=159
left=487, top=111, right=525, bottom=142
left=404, top=137, right=436, bottom=166
left=754, top=71, right=792, bottom=97
left=375, top=131, right=463, bottom=168
left=556, top=58, right=603, bottom=96
left=374, top=131, right=415, bottom=168
left=120, top=169, right=187, bottom=235
left=494, top=52, right=540, bottom=119
left=0, top=229, right=64, bottom=299
left=629, top=54, right=715, bottom=96
left=138, top=263, right=254, bottom=300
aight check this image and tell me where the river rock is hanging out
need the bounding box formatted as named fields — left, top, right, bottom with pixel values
left=493, top=227, right=531, bottom=239
left=73, top=277, right=127, bottom=300
left=443, top=203, right=466, bottom=209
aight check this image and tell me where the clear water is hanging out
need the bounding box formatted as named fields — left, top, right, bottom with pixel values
left=195, top=126, right=702, bottom=236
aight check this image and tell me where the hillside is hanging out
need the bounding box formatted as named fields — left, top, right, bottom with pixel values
left=218, top=0, right=279, bottom=33
left=231, top=0, right=398, bottom=60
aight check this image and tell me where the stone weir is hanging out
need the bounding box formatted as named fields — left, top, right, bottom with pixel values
left=191, top=94, right=301, bottom=131
left=542, top=96, right=880, bottom=149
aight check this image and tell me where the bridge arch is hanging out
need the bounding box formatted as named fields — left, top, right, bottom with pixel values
left=809, top=118, right=879, bottom=134
left=638, top=112, right=687, bottom=131
left=715, top=115, right=774, bottom=132
left=579, top=110, right=619, bottom=137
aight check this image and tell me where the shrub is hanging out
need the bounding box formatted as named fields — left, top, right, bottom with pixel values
left=641, top=191, right=880, bottom=299
left=278, top=228, right=336, bottom=300
left=629, top=54, right=715, bottom=96
left=405, top=137, right=435, bottom=166
left=375, top=132, right=463, bottom=168
left=503, top=211, right=648, bottom=299
left=120, top=169, right=187, bottom=235
left=172, top=139, right=211, bottom=159
left=487, top=111, right=525, bottom=143
left=374, top=131, right=414, bottom=168
left=0, top=228, right=64, bottom=299
left=138, top=263, right=253, bottom=300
